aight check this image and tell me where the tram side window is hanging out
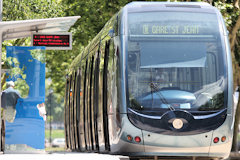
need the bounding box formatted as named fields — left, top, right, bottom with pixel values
left=67, top=75, right=73, bottom=148
left=79, top=58, right=87, bottom=150
left=102, top=40, right=110, bottom=151
left=87, top=55, right=95, bottom=150
left=73, top=70, right=79, bottom=149
left=93, top=49, right=100, bottom=151
left=83, top=58, right=89, bottom=150
left=76, top=69, right=81, bottom=123
left=73, top=72, right=77, bottom=121
left=71, top=72, right=77, bottom=149
left=114, top=16, right=119, bottom=36
left=76, top=68, right=81, bottom=149
left=64, top=78, right=70, bottom=149
left=83, top=59, right=88, bottom=111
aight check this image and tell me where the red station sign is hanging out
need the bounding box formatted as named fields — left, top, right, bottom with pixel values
left=32, top=33, right=72, bottom=50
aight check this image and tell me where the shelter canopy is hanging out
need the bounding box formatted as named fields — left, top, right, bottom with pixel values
left=0, top=16, right=80, bottom=40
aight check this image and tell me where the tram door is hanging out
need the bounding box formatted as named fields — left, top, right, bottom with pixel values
left=70, top=73, right=76, bottom=150
left=87, top=56, right=95, bottom=151
left=64, top=78, right=70, bottom=149
left=102, top=40, right=110, bottom=151
left=73, top=71, right=80, bottom=150
left=79, top=61, right=87, bottom=151
left=83, top=59, right=90, bottom=150
left=75, top=69, right=82, bottom=151
left=93, top=50, right=100, bottom=151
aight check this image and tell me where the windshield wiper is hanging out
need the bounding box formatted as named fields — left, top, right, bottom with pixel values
left=149, top=82, right=175, bottom=111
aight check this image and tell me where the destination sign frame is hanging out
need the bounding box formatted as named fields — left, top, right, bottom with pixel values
left=31, top=32, right=72, bottom=50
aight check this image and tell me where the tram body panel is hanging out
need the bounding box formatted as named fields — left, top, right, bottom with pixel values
left=206, top=8, right=234, bottom=159
left=141, top=115, right=233, bottom=157
left=209, top=115, right=233, bottom=158
left=142, top=146, right=210, bottom=157
left=109, top=114, right=144, bottom=154
left=142, top=131, right=212, bottom=149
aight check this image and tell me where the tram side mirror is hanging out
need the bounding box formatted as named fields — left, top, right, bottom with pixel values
left=109, top=29, right=114, bottom=38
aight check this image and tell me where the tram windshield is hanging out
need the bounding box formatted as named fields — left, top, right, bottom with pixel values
left=127, top=11, right=227, bottom=115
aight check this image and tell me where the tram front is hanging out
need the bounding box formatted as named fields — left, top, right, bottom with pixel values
left=125, top=2, right=233, bottom=158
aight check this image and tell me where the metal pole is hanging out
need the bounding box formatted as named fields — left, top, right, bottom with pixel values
left=49, top=91, right=52, bottom=146
left=0, top=32, right=2, bottom=153
left=0, top=0, right=3, bottom=152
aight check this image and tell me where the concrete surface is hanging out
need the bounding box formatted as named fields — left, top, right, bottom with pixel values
left=0, top=152, right=129, bottom=160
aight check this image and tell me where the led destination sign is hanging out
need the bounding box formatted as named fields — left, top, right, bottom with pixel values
left=32, top=33, right=72, bottom=50
left=130, top=23, right=216, bottom=36
left=142, top=24, right=200, bottom=35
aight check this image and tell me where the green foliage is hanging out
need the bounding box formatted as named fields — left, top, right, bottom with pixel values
left=214, top=1, right=239, bottom=29
left=215, top=2, right=234, bottom=27
left=30, top=49, right=46, bottom=63
left=3, top=0, right=65, bottom=21
left=63, top=0, right=129, bottom=46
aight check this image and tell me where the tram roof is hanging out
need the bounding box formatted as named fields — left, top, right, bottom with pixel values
left=0, top=16, right=80, bottom=41
left=126, top=2, right=212, bottom=8
left=124, top=2, right=216, bottom=12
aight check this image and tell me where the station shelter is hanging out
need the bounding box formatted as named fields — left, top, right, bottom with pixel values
left=0, top=16, right=80, bottom=152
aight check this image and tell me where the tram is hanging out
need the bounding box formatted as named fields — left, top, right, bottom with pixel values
left=64, top=2, right=234, bottom=159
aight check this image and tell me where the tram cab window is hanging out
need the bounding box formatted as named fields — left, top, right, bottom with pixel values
left=126, top=11, right=227, bottom=114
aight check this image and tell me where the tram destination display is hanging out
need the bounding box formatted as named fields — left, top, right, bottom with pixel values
left=32, top=32, right=72, bottom=50
left=141, top=24, right=200, bottom=35
left=130, top=22, right=217, bottom=36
